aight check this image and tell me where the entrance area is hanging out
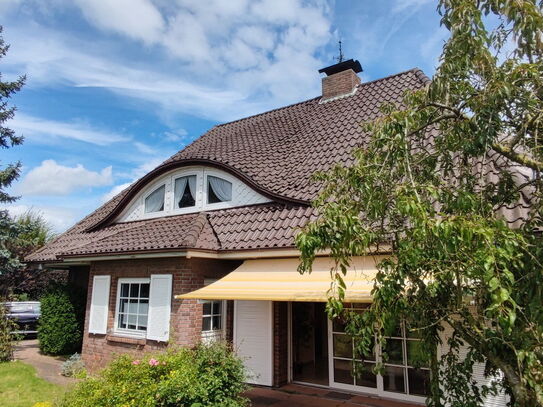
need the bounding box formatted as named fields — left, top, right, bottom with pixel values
left=291, top=302, right=329, bottom=385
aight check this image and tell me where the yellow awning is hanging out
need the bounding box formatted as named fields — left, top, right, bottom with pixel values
left=176, top=256, right=384, bottom=302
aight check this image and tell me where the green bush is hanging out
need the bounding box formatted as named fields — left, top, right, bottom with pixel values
left=38, top=284, right=85, bottom=355
left=0, top=301, right=18, bottom=362
left=61, top=353, right=86, bottom=378
left=57, top=342, right=248, bottom=407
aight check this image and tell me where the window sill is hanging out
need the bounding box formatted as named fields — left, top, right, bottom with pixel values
left=106, top=334, right=147, bottom=346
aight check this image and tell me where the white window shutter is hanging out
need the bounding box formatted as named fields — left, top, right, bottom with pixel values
left=89, top=275, right=111, bottom=334
left=147, top=274, right=173, bottom=342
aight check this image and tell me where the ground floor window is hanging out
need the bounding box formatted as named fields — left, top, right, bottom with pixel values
left=201, top=279, right=226, bottom=342
left=202, top=300, right=223, bottom=332
left=115, top=278, right=150, bottom=334
left=331, top=303, right=430, bottom=399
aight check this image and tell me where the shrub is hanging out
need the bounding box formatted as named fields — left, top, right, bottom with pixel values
left=0, top=300, right=18, bottom=362
left=61, top=353, right=86, bottom=378
left=38, top=284, right=85, bottom=355
left=57, top=342, right=248, bottom=407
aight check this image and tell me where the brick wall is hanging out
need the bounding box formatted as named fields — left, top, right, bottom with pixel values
left=321, top=69, right=361, bottom=100
left=81, top=257, right=240, bottom=371
left=273, top=301, right=289, bottom=387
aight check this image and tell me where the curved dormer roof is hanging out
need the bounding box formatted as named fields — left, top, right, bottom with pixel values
left=85, top=68, right=430, bottom=231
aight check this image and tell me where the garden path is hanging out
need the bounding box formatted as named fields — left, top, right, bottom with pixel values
left=14, top=339, right=75, bottom=387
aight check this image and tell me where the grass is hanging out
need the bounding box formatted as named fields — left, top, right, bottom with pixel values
left=0, top=361, right=65, bottom=407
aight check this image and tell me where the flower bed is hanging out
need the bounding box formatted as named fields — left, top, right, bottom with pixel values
left=56, top=342, right=248, bottom=407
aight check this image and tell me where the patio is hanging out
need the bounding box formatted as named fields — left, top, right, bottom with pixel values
left=248, top=384, right=422, bottom=407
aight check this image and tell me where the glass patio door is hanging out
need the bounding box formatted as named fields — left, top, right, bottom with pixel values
left=291, top=302, right=329, bottom=386
left=328, top=303, right=431, bottom=403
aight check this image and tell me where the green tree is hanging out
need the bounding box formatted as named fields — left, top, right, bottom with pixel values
left=0, top=210, right=61, bottom=299
left=0, top=25, right=26, bottom=276
left=297, top=1, right=543, bottom=406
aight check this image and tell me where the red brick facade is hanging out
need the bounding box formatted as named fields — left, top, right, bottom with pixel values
left=81, top=257, right=240, bottom=371
left=273, top=301, right=289, bottom=387
left=321, top=69, right=361, bottom=100
left=80, top=257, right=292, bottom=387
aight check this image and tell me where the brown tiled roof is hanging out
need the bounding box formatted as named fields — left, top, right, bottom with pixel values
left=85, top=68, right=430, bottom=231
left=26, top=67, right=534, bottom=263
left=27, top=204, right=315, bottom=262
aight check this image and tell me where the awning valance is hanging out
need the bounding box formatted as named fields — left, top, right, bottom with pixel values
left=176, top=256, right=385, bottom=302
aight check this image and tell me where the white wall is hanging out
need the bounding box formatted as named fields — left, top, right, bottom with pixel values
left=439, top=323, right=509, bottom=406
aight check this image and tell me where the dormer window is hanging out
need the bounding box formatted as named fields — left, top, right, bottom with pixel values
left=117, top=166, right=271, bottom=223
left=174, top=175, right=196, bottom=208
left=144, top=185, right=165, bottom=213
left=207, top=176, right=232, bottom=204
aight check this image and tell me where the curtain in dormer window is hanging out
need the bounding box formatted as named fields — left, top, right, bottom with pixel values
left=174, top=175, right=196, bottom=208
left=208, top=176, right=232, bottom=203
left=144, top=185, right=165, bottom=213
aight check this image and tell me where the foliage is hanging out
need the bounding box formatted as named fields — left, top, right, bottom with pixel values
left=0, top=211, right=26, bottom=276
left=0, top=361, right=64, bottom=407
left=38, top=284, right=85, bottom=356
left=0, top=300, right=19, bottom=362
left=57, top=342, right=248, bottom=407
left=0, top=25, right=25, bottom=205
left=0, top=209, right=62, bottom=299
left=61, top=354, right=86, bottom=379
left=0, top=24, right=26, bottom=279
left=297, top=1, right=543, bottom=406
left=12, top=210, right=56, bottom=259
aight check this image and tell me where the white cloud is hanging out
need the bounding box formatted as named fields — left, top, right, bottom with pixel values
left=4, top=204, right=78, bottom=233
left=134, top=141, right=157, bottom=155
left=11, top=113, right=130, bottom=146
left=19, top=160, right=113, bottom=196
left=420, top=27, right=448, bottom=61
left=3, top=0, right=332, bottom=122
left=393, top=0, right=432, bottom=12
left=101, top=182, right=132, bottom=202
left=163, top=128, right=189, bottom=143
left=73, top=0, right=165, bottom=44
left=102, top=157, right=166, bottom=203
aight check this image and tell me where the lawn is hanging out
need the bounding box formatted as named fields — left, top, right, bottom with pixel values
left=0, top=361, right=64, bottom=407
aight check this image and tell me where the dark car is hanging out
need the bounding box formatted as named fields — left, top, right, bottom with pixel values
left=3, top=301, right=41, bottom=335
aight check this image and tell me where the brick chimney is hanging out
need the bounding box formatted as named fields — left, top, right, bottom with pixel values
left=319, top=59, right=363, bottom=101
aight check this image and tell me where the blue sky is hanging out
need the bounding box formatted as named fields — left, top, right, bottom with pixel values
left=0, top=0, right=446, bottom=232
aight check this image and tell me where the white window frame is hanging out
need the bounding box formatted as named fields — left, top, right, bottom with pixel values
left=171, top=171, right=202, bottom=215
left=114, top=278, right=151, bottom=339
left=142, top=182, right=167, bottom=217
left=328, top=306, right=429, bottom=404
left=200, top=279, right=227, bottom=343
left=203, top=169, right=237, bottom=210
left=201, top=300, right=227, bottom=341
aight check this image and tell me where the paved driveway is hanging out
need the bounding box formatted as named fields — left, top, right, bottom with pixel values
left=247, top=384, right=421, bottom=407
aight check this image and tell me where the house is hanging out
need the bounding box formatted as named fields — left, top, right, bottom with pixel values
left=28, top=60, right=524, bottom=406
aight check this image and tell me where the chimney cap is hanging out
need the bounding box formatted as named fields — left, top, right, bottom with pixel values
left=318, top=59, right=363, bottom=76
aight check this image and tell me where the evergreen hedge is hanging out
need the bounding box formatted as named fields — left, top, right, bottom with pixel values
left=38, top=284, right=85, bottom=355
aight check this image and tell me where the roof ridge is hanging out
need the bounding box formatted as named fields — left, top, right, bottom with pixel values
left=183, top=212, right=209, bottom=247
left=359, top=67, right=428, bottom=87
left=213, top=68, right=426, bottom=129
left=195, top=212, right=222, bottom=250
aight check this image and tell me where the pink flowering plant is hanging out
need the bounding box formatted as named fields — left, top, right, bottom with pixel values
left=56, top=342, right=248, bottom=407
